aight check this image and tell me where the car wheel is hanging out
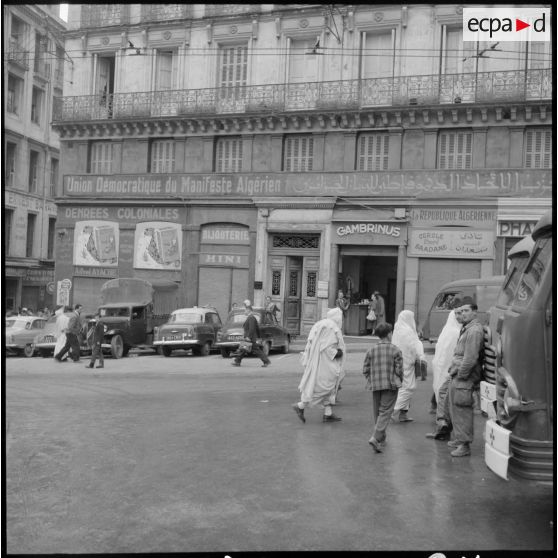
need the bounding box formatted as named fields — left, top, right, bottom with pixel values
left=23, top=344, right=35, bottom=358
left=162, top=346, right=172, bottom=357
left=198, top=341, right=211, bottom=357
left=110, top=335, right=124, bottom=359
left=262, top=341, right=271, bottom=357
left=282, top=336, right=290, bottom=354
left=220, top=348, right=231, bottom=358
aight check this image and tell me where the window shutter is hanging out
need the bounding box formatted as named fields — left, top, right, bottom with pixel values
left=438, top=131, right=472, bottom=170
left=215, top=138, right=243, bottom=172
left=525, top=128, right=551, bottom=169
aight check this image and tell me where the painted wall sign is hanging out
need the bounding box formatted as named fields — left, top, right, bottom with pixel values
left=201, top=224, right=250, bottom=245
left=408, top=229, right=495, bottom=259
left=134, top=222, right=182, bottom=270
left=74, top=266, right=118, bottom=278
left=199, top=253, right=249, bottom=268
left=73, top=220, right=119, bottom=267
left=410, top=208, right=497, bottom=225
left=60, top=206, right=182, bottom=224
left=334, top=222, right=407, bottom=245
left=5, top=190, right=57, bottom=214
left=63, top=170, right=551, bottom=199
left=23, top=269, right=55, bottom=283
left=497, top=220, right=539, bottom=237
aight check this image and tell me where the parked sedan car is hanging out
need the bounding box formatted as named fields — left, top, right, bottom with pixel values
left=5, top=316, right=47, bottom=357
left=153, top=307, right=222, bottom=357
left=215, top=307, right=290, bottom=358
left=33, top=313, right=90, bottom=358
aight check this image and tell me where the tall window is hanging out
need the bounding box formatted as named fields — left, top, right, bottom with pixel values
left=440, top=26, right=476, bottom=75
left=5, top=209, right=14, bottom=256
left=361, top=30, right=395, bottom=79
left=357, top=133, right=389, bottom=171
left=47, top=218, right=56, bottom=259
left=215, top=138, right=243, bottom=172
left=150, top=140, right=175, bottom=173
left=28, top=150, right=39, bottom=192
left=54, top=46, right=65, bottom=87
left=284, top=136, right=314, bottom=172
left=50, top=158, right=59, bottom=197
left=90, top=142, right=113, bottom=174
left=437, top=130, right=472, bottom=170
left=218, top=45, right=248, bottom=89
left=31, top=87, right=43, bottom=124
left=524, top=128, right=552, bottom=169
left=7, top=74, right=22, bottom=115
left=288, top=38, right=318, bottom=83
left=34, top=32, right=48, bottom=74
left=155, top=50, right=176, bottom=91
left=6, top=143, right=17, bottom=188
left=26, top=213, right=37, bottom=258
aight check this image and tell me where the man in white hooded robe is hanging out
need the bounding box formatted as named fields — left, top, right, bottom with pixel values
left=292, top=308, right=346, bottom=423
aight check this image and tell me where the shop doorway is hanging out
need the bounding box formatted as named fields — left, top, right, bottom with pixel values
left=340, top=253, right=398, bottom=326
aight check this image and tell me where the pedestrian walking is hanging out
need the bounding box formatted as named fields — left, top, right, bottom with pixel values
left=53, top=305, right=71, bottom=362
left=446, top=298, right=484, bottom=457
left=372, top=291, right=386, bottom=330
left=425, top=303, right=464, bottom=441
left=363, top=322, right=403, bottom=452
left=292, top=307, right=346, bottom=423
left=366, top=293, right=377, bottom=334
left=231, top=300, right=271, bottom=367
left=85, top=314, right=106, bottom=369
left=54, top=304, right=83, bottom=363
left=335, top=289, right=350, bottom=333
left=391, top=310, right=425, bottom=422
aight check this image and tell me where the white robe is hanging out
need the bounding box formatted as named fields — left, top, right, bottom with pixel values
left=54, top=309, right=70, bottom=359
left=298, top=308, right=347, bottom=407
left=392, top=310, right=424, bottom=412
left=431, top=310, right=461, bottom=402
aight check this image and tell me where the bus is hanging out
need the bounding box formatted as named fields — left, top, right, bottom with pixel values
left=483, top=211, right=553, bottom=482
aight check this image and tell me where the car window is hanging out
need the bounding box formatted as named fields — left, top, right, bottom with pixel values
left=170, top=312, right=202, bottom=324
left=132, top=306, right=145, bottom=319
left=434, top=292, right=460, bottom=310
left=513, top=237, right=551, bottom=310
left=209, top=313, right=221, bottom=325
left=6, top=319, right=16, bottom=328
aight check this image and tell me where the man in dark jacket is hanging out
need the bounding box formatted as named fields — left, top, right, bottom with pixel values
left=231, top=300, right=271, bottom=368
left=85, top=314, right=106, bottom=369
left=55, top=304, right=83, bottom=363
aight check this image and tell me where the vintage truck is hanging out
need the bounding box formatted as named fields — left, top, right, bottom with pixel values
left=97, top=278, right=180, bottom=358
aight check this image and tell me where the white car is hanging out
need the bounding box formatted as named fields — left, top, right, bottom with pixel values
left=5, top=316, right=47, bottom=357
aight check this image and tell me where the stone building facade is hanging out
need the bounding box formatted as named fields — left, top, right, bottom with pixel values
left=52, top=4, right=552, bottom=334
left=4, top=4, right=67, bottom=313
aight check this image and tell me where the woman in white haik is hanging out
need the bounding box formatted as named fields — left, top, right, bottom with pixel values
left=391, top=310, right=426, bottom=422
left=431, top=309, right=461, bottom=403
left=53, top=306, right=70, bottom=362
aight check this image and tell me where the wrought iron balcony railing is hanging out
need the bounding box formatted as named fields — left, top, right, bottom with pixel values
left=140, top=4, right=192, bottom=22
left=53, top=68, right=552, bottom=123
left=80, top=5, right=128, bottom=28
left=7, top=38, right=29, bottom=70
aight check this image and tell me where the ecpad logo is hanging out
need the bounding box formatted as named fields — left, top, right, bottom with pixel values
left=463, top=7, right=551, bottom=41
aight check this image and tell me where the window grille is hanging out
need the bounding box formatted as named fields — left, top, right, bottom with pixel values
left=272, top=234, right=320, bottom=249
left=437, top=130, right=472, bottom=170
left=524, top=128, right=552, bottom=169
left=90, top=142, right=113, bottom=174
left=306, top=271, right=317, bottom=297
left=289, top=271, right=299, bottom=297
left=272, top=270, right=281, bottom=296
left=151, top=140, right=175, bottom=173
left=284, top=136, right=314, bottom=172
left=215, top=137, right=243, bottom=172
left=357, top=133, right=389, bottom=171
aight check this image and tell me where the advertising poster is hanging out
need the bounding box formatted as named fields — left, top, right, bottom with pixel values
left=133, top=222, right=182, bottom=270
left=73, top=221, right=119, bottom=267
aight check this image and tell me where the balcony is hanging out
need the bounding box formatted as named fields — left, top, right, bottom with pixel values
left=80, top=5, right=128, bottom=28
left=53, top=68, right=552, bottom=123
left=7, top=38, right=29, bottom=70
left=140, top=4, right=192, bottom=22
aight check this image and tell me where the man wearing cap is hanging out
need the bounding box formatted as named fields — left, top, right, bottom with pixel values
left=446, top=297, right=484, bottom=457
left=231, top=300, right=271, bottom=368
left=85, top=313, right=106, bottom=369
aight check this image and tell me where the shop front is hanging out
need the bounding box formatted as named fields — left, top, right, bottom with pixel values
left=330, top=210, right=408, bottom=335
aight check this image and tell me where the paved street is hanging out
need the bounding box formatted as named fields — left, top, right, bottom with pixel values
left=5, top=349, right=554, bottom=554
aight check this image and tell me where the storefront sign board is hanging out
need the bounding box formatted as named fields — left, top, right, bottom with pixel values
left=199, top=253, right=249, bottom=268
left=334, top=222, right=406, bottom=245
left=497, top=221, right=539, bottom=237
left=408, top=229, right=495, bottom=259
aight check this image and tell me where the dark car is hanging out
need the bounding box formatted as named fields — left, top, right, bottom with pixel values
left=153, top=306, right=222, bottom=357
left=215, top=307, right=290, bottom=358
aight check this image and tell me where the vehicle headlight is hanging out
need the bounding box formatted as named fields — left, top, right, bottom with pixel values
left=497, top=367, right=522, bottom=423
